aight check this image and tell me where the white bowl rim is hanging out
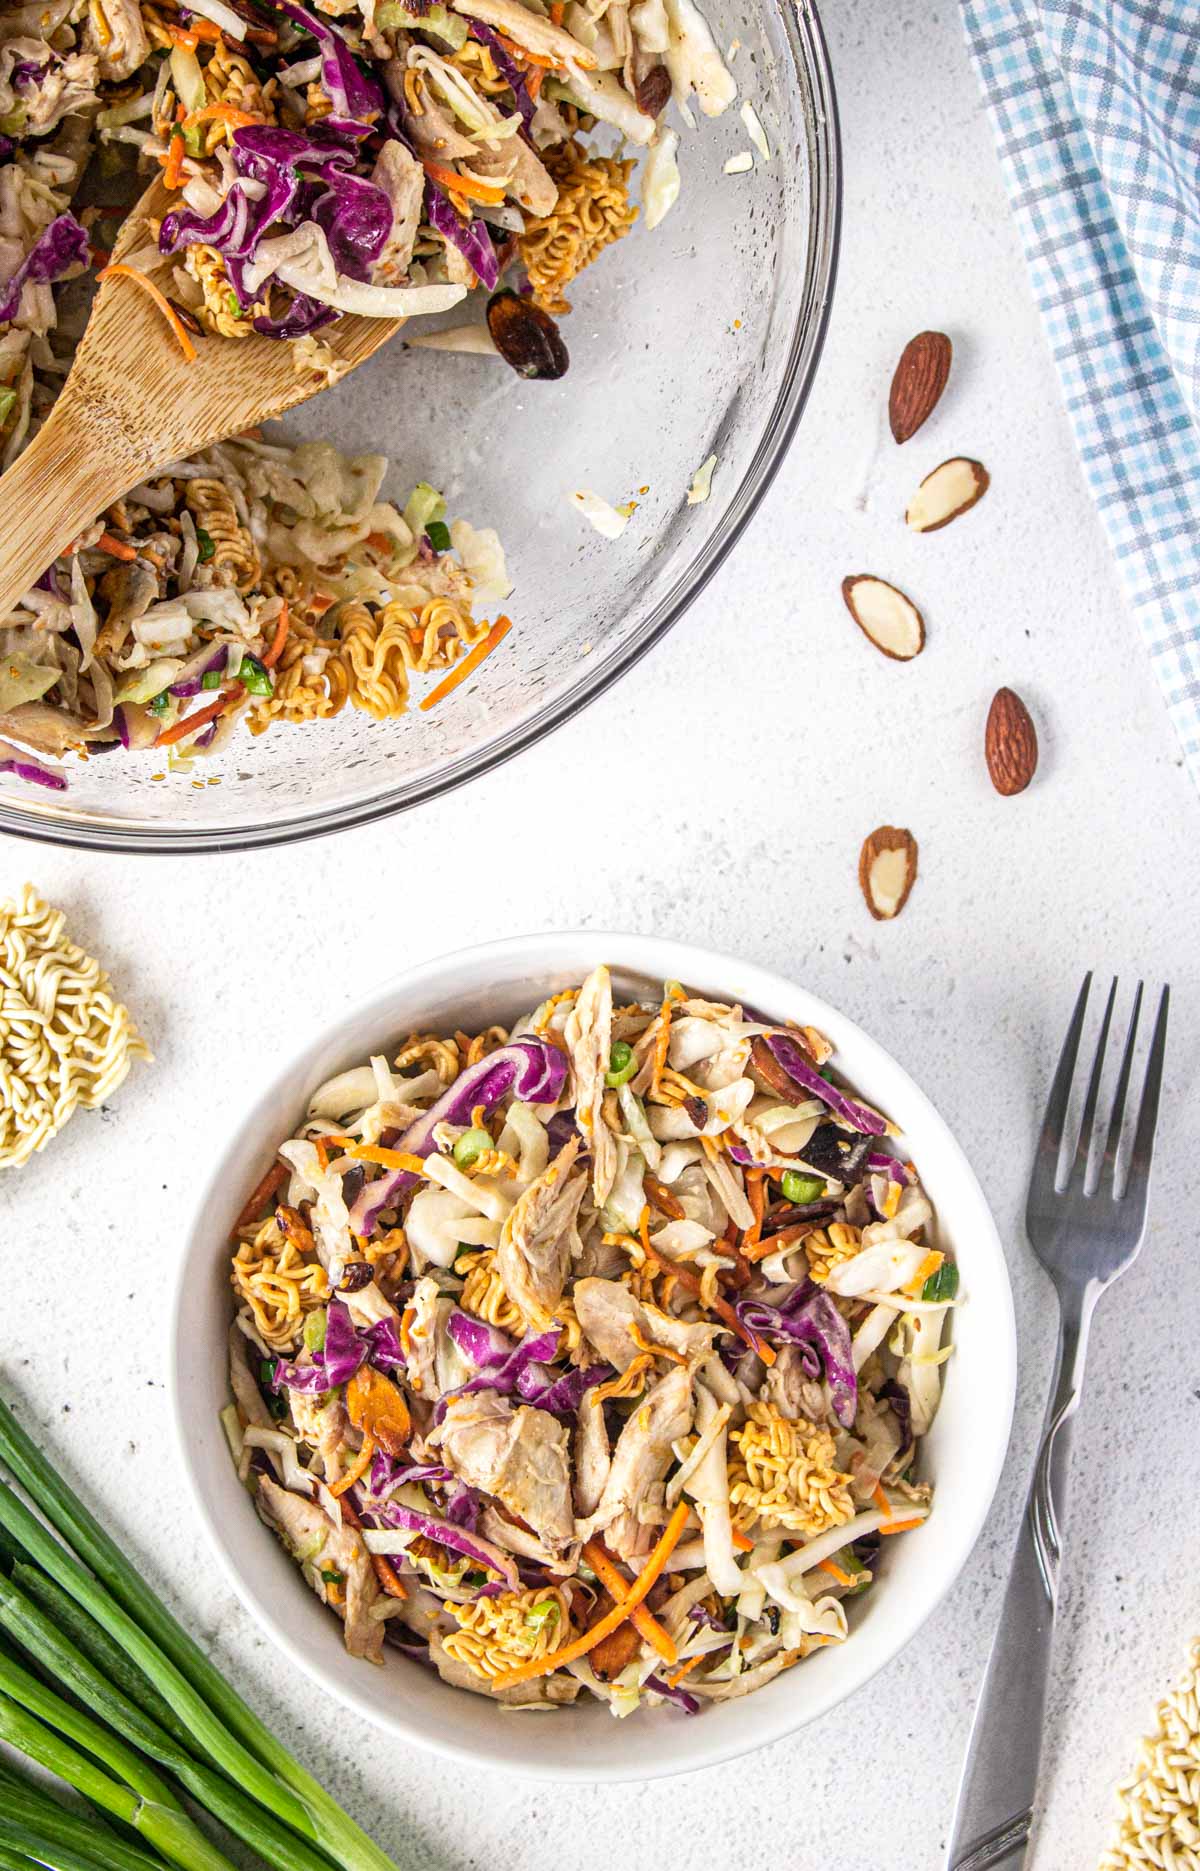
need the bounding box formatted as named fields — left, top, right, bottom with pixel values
left=170, top=930, right=1016, bottom=1784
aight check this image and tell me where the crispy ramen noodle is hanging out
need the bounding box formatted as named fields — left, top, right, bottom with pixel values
left=519, top=140, right=638, bottom=316
left=1100, top=1640, right=1200, bottom=1871
left=443, top=1586, right=570, bottom=1679
left=232, top=1214, right=330, bottom=1349
left=458, top=1249, right=525, bottom=1336
left=805, top=1223, right=863, bottom=1285
left=728, top=1403, right=855, bottom=1538
left=184, top=475, right=262, bottom=590
left=0, top=885, right=150, bottom=1170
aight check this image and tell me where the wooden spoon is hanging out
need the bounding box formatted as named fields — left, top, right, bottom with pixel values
left=0, top=176, right=402, bottom=620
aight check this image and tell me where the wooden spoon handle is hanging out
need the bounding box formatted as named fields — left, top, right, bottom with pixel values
left=0, top=402, right=140, bottom=620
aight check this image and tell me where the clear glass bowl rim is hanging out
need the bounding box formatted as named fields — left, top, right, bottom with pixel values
left=0, top=9, right=841, bottom=856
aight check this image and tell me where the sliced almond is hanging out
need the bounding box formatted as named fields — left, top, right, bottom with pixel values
left=906, top=457, right=989, bottom=533
left=842, top=575, right=925, bottom=661
left=889, top=331, right=952, bottom=444
left=859, top=826, right=918, bottom=921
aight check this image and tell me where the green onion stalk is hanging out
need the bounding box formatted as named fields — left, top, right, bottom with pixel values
left=0, top=1757, right=148, bottom=1871
left=0, top=1573, right=336, bottom=1871
left=0, top=1685, right=236, bottom=1871
left=0, top=1397, right=399, bottom=1871
left=0, top=1813, right=162, bottom=1871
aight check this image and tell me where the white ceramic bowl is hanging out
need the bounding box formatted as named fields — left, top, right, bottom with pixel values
left=171, top=933, right=1015, bottom=1782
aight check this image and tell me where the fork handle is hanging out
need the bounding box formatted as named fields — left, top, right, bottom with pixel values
left=946, top=1285, right=1097, bottom=1870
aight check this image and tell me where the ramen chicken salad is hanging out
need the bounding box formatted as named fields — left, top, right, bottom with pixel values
left=224, top=966, right=959, bottom=1715
left=0, top=0, right=735, bottom=782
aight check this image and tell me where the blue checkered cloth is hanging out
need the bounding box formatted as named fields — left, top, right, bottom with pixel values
left=961, top=1, right=1200, bottom=785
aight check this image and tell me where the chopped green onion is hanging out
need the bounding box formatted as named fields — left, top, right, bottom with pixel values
left=452, top=1127, right=491, bottom=1169
left=524, top=1599, right=560, bottom=1632
left=319, top=1569, right=344, bottom=1587
left=781, top=1171, right=825, bottom=1204
left=604, top=1041, right=636, bottom=1088
left=0, top=389, right=16, bottom=430
left=302, top=1308, right=327, bottom=1355
left=841, top=1549, right=873, bottom=1595
left=236, top=656, right=273, bottom=697
left=200, top=671, right=221, bottom=691
left=226, top=292, right=240, bottom=318
left=424, top=520, right=451, bottom=553
left=194, top=528, right=215, bottom=563
left=663, top=978, right=684, bottom=1000
left=148, top=691, right=170, bottom=717
left=921, top=1261, right=960, bottom=1303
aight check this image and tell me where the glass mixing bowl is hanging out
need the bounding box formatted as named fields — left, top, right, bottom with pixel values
left=0, top=5, right=839, bottom=853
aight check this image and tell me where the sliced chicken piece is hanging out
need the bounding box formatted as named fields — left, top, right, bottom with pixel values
left=256, top=1475, right=383, bottom=1662
left=471, top=135, right=559, bottom=218
left=82, top=0, right=148, bottom=80
left=573, top=1388, right=610, bottom=1517
left=451, top=0, right=597, bottom=70
left=370, top=140, right=424, bottom=284
left=496, top=1135, right=586, bottom=1328
left=384, top=64, right=477, bottom=161
left=765, top=1344, right=828, bottom=1426
left=17, top=51, right=99, bottom=135
left=436, top=1389, right=576, bottom=1554
left=565, top=964, right=617, bottom=1207
left=573, top=1276, right=718, bottom=1372
left=287, top=1386, right=351, bottom=1482
left=228, top=1323, right=272, bottom=1430
left=430, top=1632, right=580, bottom=1703
left=575, top=1363, right=693, bottom=1558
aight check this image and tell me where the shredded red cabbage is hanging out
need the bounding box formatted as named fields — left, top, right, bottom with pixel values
left=646, top=1672, right=701, bottom=1714
left=278, top=2, right=384, bottom=125
left=466, top=22, right=536, bottom=129
left=371, top=1500, right=519, bottom=1587
left=349, top=1038, right=567, bottom=1234
left=0, top=744, right=68, bottom=792
left=423, top=182, right=499, bottom=292
left=515, top=1361, right=610, bottom=1413
left=764, top=1033, right=888, bottom=1137
left=0, top=214, right=89, bottom=324
left=734, top=1287, right=858, bottom=1427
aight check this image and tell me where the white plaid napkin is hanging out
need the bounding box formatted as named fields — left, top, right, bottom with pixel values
left=960, top=0, right=1200, bottom=786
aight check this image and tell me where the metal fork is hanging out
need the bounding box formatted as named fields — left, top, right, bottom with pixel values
left=946, top=975, right=1170, bottom=1871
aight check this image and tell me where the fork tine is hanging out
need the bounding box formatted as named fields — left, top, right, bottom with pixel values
left=1067, top=976, right=1117, bottom=1189
left=1026, top=974, right=1091, bottom=1217
left=1099, top=981, right=1143, bottom=1193
left=1119, top=985, right=1169, bottom=1216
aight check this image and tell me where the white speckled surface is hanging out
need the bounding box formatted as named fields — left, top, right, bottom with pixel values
left=2, top=2, right=1198, bottom=1866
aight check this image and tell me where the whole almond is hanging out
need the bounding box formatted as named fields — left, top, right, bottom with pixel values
left=842, top=575, right=925, bottom=661
left=858, top=826, right=919, bottom=920
left=889, top=331, right=952, bottom=444
left=906, top=457, right=989, bottom=532
left=985, top=687, right=1038, bottom=795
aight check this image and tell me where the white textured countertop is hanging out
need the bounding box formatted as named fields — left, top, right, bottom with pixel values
left=2, top=2, right=1198, bottom=1866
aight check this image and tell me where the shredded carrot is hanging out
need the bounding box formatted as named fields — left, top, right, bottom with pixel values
left=314, top=1132, right=353, bottom=1171
left=741, top=1167, right=765, bottom=1255
left=95, top=531, right=138, bottom=562
left=904, top=1248, right=943, bottom=1298
left=345, top=1144, right=428, bottom=1174
left=330, top=1431, right=377, bottom=1497
left=163, top=130, right=186, bottom=190
left=168, top=17, right=222, bottom=44
left=419, top=616, right=512, bottom=710
left=182, top=101, right=261, bottom=131
left=154, top=685, right=237, bottom=747
left=871, top=1481, right=924, bottom=1534
left=97, top=264, right=197, bottom=364
left=262, top=598, right=290, bottom=670
left=731, top=1527, right=755, bottom=1553
left=526, top=67, right=544, bottom=98
left=309, top=591, right=335, bottom=615
left=582, top=1540, right=676, bottom=1665
left=166, top=22, right=199, bottom=47
left=643, top=1172, right=685, bottom=1222
left=495, top=30, right=561, bottom=68
left=399, top=1305, right=417, bottom=1364
left=818, top=1558, right=853, bottom=1587
left=634, top=1205, right=774, bottom=1365
left=666, top=1653, right=704, bottom=1689
left=490, top=1501, right=690, bottom=1689
left=231, top=1160, right=287, bottom=1235
left=420, top=158, right=507, bottom=206
left=549, top=2, right=565, bottom=21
